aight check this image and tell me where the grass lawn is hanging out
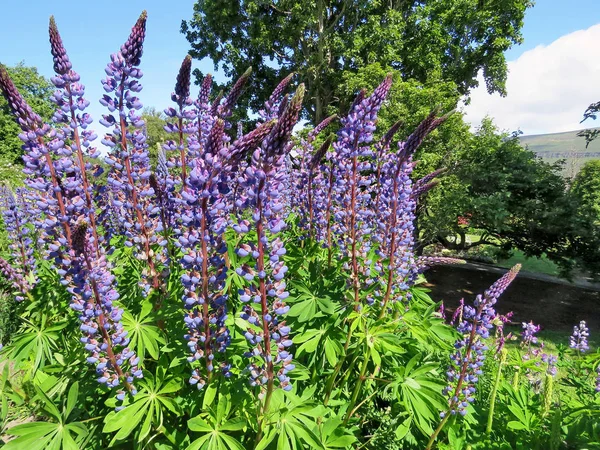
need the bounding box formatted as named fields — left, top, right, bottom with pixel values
left=496, top=250, right=561, bottom=277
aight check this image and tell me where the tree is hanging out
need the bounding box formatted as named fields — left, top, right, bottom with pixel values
left=577, top=101, right=600, bottom=147
left=418, top=118, right=583, bottom=272
left=571, top=160, right=600, bottom=223
left=0, top=63, right=54, bottom=166
left=181, top=0, right=532, bottom=123
left=141, top=107, right=171, bottom=167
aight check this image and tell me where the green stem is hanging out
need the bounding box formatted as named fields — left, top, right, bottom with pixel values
left=426, top=414, right=450, bottom=450
left=486, top=348, right=507, bottom=434
left=324, top=323, right=353, bottom=405
left=343, top=345, right=370, bottom=425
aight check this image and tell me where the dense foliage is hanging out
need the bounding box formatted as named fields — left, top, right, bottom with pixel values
left=181, top=0, right=532, bottom=122
left=0, top=11, right=599, bottom=450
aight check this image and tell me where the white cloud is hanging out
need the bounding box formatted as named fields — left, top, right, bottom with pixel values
left=463, top=24, right=600, bottom=135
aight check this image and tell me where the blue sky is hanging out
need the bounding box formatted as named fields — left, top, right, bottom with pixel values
left=505, top=0, right=600, bottom=60
left=1, top=0, right=600, bottom=135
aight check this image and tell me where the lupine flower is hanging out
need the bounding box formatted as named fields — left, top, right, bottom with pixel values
left=595, top=364, right=600, bottom=392
left=68, top=223, right=142, bottom=400
left=100, top=11, right=162, bottom=293
left=178, top=119, right=231, bottom=389
left=234, top=85, right=304, bottom=397
left=541, top=353, right=558, bottom=377
left=258, top=72, right=294, bottom=122
left=329, top=75, right=392, bottom=307
left=414, top=256, right=465, bottom=274
left=570, top=320, right=589, bottom=353
left=0, top=65, right=72, bottom=248
left=0, top=187, right=36, bottom=281
left=441, top=265, right=521, bottom=417
left=290, top=114, right=335, bottom=238
left=48, top=16, right=101, bottom=250
left=163, top=55, right=196, bottom=182
left=376, top=111, right=449, bottom=313
left=521, top=321, right=541, bottom=347
left=0, top=256, right=31, bottom=300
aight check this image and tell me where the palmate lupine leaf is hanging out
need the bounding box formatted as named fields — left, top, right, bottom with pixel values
left=5, top=315, right=68, bottom=373
left=4, top=382, right=89, bottom=450
left=383, top=355, right=447, bottom=436
left=255, top=388, right=325, bottom=450
left=121, top=298, right=166, bottom=361
left=103, top=365, right=182, bottom=444
left=186, top=395, right=247, bottom=450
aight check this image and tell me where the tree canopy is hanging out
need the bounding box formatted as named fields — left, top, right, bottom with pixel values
left=181, top=0, right=532, bottom=123
left=417, top=118, right=584, bottom=273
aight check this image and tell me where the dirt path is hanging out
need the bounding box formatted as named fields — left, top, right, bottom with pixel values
left=423, top=264, right=600, bottom=332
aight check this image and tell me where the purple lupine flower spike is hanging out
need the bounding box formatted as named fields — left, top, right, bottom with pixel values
left=375, top=109, right=448, bottom=314
left=0, top=65, right=72, bottom=247
left=259, top=73, right=294, bottom=121
left=235, top=85, right=305, bottom=398
left=0, top=187, right=37, bottom=283
left=570, top=321, right=590, bottom=353
left=100, top=10, right=162, bottom=293
left=49, top=16, right=101, bottom=250
left=68, top=223, right=142, bottom=401
left=0, top=256, right=31, bottom=300
left=521, top=321, right=541, bottom=346
left=442, top=264, right=521, bottom=417
left=0, top=66, right=44, bottom=130
left=164, top=54, right=195, bottom=183
left=199, top=74, right=213, bottom=105
left=174, top=55, right=192, bottom=104
left=218, top=67, right=252, bottom=120
left=330, top=75, right=393, bottom=307
left=414, top=168, right=448, bottom=192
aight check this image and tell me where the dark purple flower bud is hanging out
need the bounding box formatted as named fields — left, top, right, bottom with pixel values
left=121, top=11, right=147, bottom=67
left=174, top=55, right=192, bottom=107
left=48, top=16, right=72, bottom=75
left=219, top=67, right=251, bottom=118
left=199, top=73, right=213, bottom=105
left=0, top=66, right=43, bottom=131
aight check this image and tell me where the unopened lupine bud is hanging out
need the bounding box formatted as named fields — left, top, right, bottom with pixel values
left=121, top=11, right=147, bottom=67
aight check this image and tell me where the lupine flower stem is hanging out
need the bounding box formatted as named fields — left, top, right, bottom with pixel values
left=116, top=77, right=159, bottom=290
left=426, top=308, right=480, bottom=450
left=324, top=324, right=354, bottom=405
left=349, top=153, right=360, bottom=308
left=343, top=344, right=370, bottom=425
left=199, top=198, right=213, bottom=381
left=486, top=348, right=507, bottom=434
left=39, top=137, right=73, bottom=245
left=65, top=84, right=99, bottom=249
left=253, top=180, right=274, bottom=445
left=325, top=162, right=335, bottom=267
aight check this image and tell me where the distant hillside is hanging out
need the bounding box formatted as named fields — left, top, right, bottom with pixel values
left=518, top=128, right=600, bottom=177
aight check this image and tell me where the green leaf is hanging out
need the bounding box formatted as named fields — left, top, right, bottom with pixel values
left=65, top=381, right=79, bottom=419
left=188, top=416, right=214, bottom=433
left=221, top=417, right=246, bottom=432
left=203, top=383, right=218, bottom=409
left=507, top=420, right=528, bottom=431
left=186, top=434, right=211, bottom=450
left=395, top=416, right=412, bottom=440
